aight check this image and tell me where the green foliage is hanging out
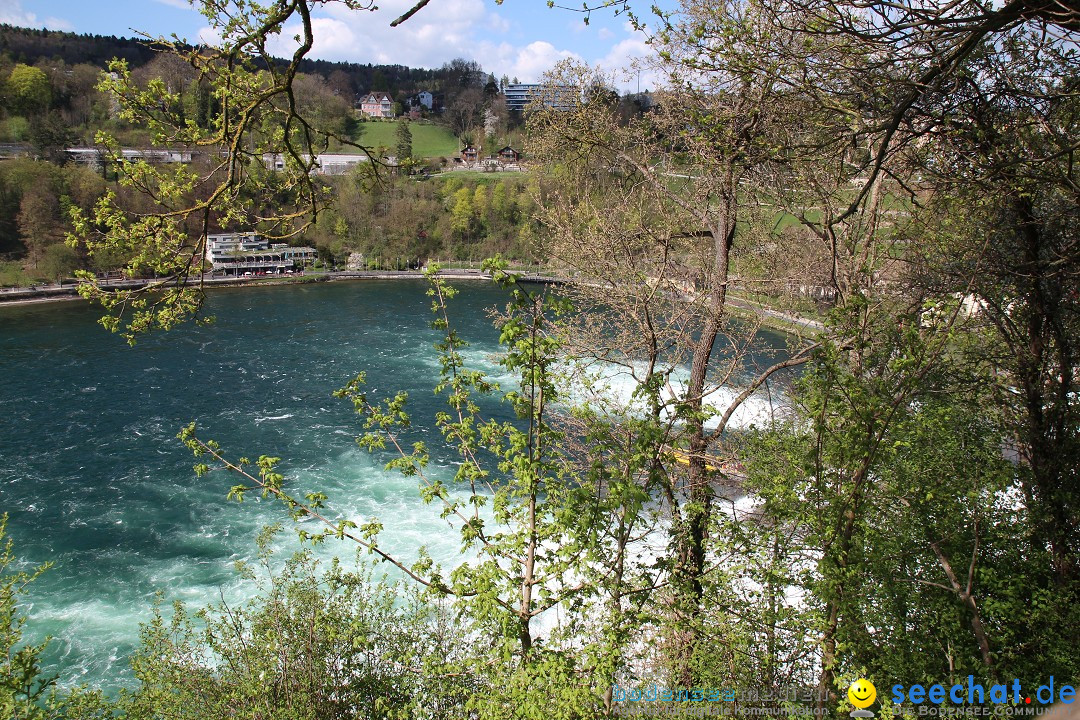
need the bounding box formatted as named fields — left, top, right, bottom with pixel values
left=0, top=158, right=107, bottom=281
left=1, top=116, right=30, bottom=142
left=40, top=242, right=80, bottom=282
left=5, top=64, right=51, bottom=116
left=0, top=516, right=55, bottom=720
left=28, top=112, right=76, bottom=164
left=114, top=536, right=472, bottom=720
left=449, top=186, right=474, bottom=240
left=734, top=294, right=1080, bottom=703
left=311, top=172, right=541, bottom=266
left=0, top=261, right=33, bottom=287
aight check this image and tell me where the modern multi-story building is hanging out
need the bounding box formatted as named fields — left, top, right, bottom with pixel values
left=205, top=233, right=317, bottom=276
left=503, top=83, right=578, bottom=112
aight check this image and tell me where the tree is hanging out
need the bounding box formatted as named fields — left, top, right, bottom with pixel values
left=443, top=57, right=484, bottom=89
left=738, top=3, right=1080, bottom=692
left=530, top=28, right=823, bottom=684
left=907, top=28, right=1080, bottom=587
left=292, top=72, right=351, bottom=140
left=17, top=185, right=62, bottom=267
left=735, top=313, right=1028, bottom=692
left=27, top=112, right=75, bottom=164
left=886, top=28, right=1080, bottom=685
left=758, top=0, right=1080, bottom=225
left=192, top=80, right=215, bottom=130
left=326, top=68, right=356, bottom=101
left=449, top=186, right=474, bottom=241
left=484, top=73, right=499, bottom=98
left=5, top=64, right=51, bottom=116
left=395, top=119, right=412, bottom=163
left=445, top=87, right=484, bottom=139
left=40, top=243, right=80, bottom=283
left=725, top=0, right=1080, bottom=702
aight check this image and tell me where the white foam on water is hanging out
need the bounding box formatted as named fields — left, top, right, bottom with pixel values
left=291, top=448, right=484, bottom=571
left=558, top=357, right=787, bottom=432
left=253, top=413, right=295, bottom=424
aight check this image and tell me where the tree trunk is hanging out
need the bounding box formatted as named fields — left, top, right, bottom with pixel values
left=671, top=199, right=735, bottom=689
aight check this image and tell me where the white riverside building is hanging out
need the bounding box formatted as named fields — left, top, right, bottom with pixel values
left=65, top=147, right=368, bottom=176
left=205, top=233, right=317, bottom=276
left=263, top=152, right=369, bottom=175
left=66, top=147, right=194, bottom=169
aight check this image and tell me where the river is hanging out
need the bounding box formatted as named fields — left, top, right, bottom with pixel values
left=0, top=279, right=792, bottom=691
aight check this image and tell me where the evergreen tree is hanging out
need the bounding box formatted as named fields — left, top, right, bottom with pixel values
left=395, top=119, right=412, bottom=163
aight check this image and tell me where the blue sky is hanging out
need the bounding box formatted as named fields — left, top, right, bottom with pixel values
left=1, top=0, right=668, bottom=86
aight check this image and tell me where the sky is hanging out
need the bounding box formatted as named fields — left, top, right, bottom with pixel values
left=0, top=0, right=670, bottom=89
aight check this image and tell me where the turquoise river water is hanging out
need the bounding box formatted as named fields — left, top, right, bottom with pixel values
left=0, top=279, right=791, bottom=692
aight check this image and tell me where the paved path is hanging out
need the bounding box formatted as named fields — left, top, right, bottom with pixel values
left=727, top=294, right=825, bottom=334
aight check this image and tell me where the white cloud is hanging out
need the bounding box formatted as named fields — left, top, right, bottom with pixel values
left=152, top=0, right=194, bottom=9
left=508, top=40, right=581, bottom=82
left=264, top=16, right=359, bottom=61
left=593, top=25, right=660, bottom=92
left=232, top=0, right=583, bottom=83
left=0, top=0, right=73, bottom=31
left=486, top=12, right=511, bottom=33
left=595, top=36, right=651, bottom=73
left=196, top=25, right=222, bottom=46
left=291, top=0, right=489, bottom=67
left=193, top=0, right=621, bottom=87
left=473, top=40, right=581, bottom=83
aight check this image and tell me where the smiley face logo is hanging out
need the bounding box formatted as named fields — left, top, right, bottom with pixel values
left=848, top=679, right=876, bottom=709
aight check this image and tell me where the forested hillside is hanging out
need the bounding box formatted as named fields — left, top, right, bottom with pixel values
left=0, top=24, right=532, bottom=286
left=0, top=24, right=463, bottom=102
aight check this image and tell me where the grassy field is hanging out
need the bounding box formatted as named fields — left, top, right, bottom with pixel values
left=0, top=261, right=33, bottom=287
left=432, top=170, right=527, bottom=182
left=353, top=120, right=459, bottom=157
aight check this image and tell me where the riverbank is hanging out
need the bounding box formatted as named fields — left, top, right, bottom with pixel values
left=0, top=269, right=513, bottom=307
left=0, top=268, right=821, bottom=336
